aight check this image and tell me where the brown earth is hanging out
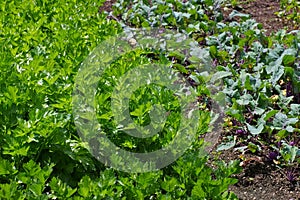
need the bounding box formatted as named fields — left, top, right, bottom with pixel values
left=99, top=0, right=116, bottom=13
left=222, top=0, right=299, bottom=35
left=98, top=0, right=300, bottom=199
left=214, top=145, right=300, bottom=199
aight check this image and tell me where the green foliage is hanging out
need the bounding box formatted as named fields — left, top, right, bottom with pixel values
left=114, top=0, right=300, bottom=172
left=277, top=0, right=300, bottom=26
left=208, top=18, right=300, bottom=168
left=207, top=17, right=300, bottom=167
left=0, top=0, right=244, bottom=199
left=2, top=0, right=299, bottom=198
left=0, top=0, right=119, bottom=198
left=110, top=0, right=224, bottom=43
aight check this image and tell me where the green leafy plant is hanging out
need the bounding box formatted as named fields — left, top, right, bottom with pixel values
left=2, top=0, right=299, bottom=198
left=277, top=0, right=300, bottom=26
left=0, top=0, right=244, bottom=198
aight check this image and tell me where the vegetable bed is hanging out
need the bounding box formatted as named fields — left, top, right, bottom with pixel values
left=0, top=0, right=299, bottom=199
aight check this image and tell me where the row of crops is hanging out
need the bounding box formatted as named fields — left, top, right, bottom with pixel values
left=0, top=0, right=299, bottom=199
